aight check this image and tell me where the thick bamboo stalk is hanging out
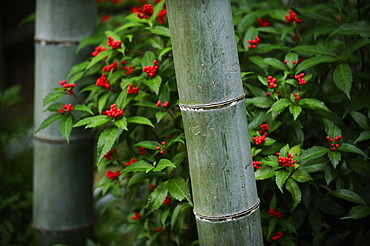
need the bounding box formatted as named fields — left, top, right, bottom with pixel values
left=167, top=0, right=263, bottom=245
left=33, top=0, right=96, bottom=245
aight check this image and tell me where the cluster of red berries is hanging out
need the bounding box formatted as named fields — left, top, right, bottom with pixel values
left=139, top=147, right=146, bottom=155
left=276, top=152, right=298, bottom=167
left=267, top=76, right=277, bottom=89
left=107, top=36, right=121, bottom=49
left=143, top=60, right=159, bottom=78
left=92, top=45, right=107, bottom=57
left=257, top=17, right=270, bottom=27
left=101, top=14, right=110, bottom=22
left=148, top=184, right=157, bottom=191
left=58, top=104, right=74, bottom=114
left=123, top=65, right=134, bottom=74
left=157, top=9, right=167, bottom=24
left=125, top=157, right=136, bottom=166
left=268, top=208, right=283, bottom=218
left=285, top=9, right=301, bottom=24
left=59, top=80, right=76, bottom=95
left=96, top=74, right=110, bottom=89
left=293, top=93, right=300, bottom=101
left=259, top=123, right=269, bottom=136
left=155, top=227, right=162, bottom=232
left=104, top=148, right=117, bottom=160
left=271, top=231, right=283, bottom=241
left=253, top=135, right=266, bottom=145
left=102, top=61, right=118, bottom=72
left=102, top=103, right=124, bottom=118
left=106, top=170, right=120, bottom=180
left=247, top=36, right=260, bottom=49
left=156, top=141, right=166, bottom=154
left=283, top=58, right=303, bottom=65
left=155, top=100, right=169, bottom=107
left=326, top=135, right=342, bottom=151
left=295, top=73, right=306, bottom=85
left=162, top=195, right=171, bottom=205
left=253, top=161, right=262, bottom=170
left=132, top=4, right=154, bottom=19
left=127, top=84, right=139, bottom=94
left=130, top=211, right=141, bottom=220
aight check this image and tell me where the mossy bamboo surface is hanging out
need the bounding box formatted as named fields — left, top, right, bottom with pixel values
left=33, top=0, right=96, bottom=245
left=167, top=0, right=263, bottom=244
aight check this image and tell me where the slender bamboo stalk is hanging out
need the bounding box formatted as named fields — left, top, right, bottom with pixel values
left=33, top=0, right=96, bottom=245
left=167, top=0, right=263, bottom=244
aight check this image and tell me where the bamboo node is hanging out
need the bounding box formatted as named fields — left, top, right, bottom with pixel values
left=179, top=93, right=245, bottom=111
left=194, top=198, right=260, bottom=221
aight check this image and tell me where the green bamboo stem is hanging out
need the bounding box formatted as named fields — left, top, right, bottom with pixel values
left=167, top=0, right=263, bottom=244
left=33, top=0, right=96, bottom=245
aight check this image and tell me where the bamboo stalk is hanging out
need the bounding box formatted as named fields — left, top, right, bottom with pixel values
left=33, top=0, right=96, bottom=245
left=167, top=0, right=263, bottom=244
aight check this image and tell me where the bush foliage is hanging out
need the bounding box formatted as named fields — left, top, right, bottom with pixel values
left=36, top=0, right=370, bottom=245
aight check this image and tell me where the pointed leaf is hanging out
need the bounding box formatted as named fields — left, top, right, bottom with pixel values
left=74, top=104, right=94, bottom=115
left=59, top=115, right=73, bottom=143
left=329, top=189, right=367, bottom=206
left=168, top=176, right=192, bottom=203
left=124, top=160, right=154, bottom=173
left=298, top=98, right=331, bottom=113
left=339, top=38, right=370, bottom=60
left=330, top=21, right=370, bottom=38
left=263, top=57, right=286, bottom=71
left=295, top=56, right=337, bottom=73
left=87, top=50, right=112, bottom=70
left=328, top=150, right=341, bottom=168
left=35, top=113, right=63, bottom=133
left=289, top=105, right=302, bottom=120
left=337, top=143, right=369, bottom=159
left=153, top=159, right=176, bottom=172
left=97, top=126, right=121, bottom=164
left=114, top=117, right=128, bottom=130
left=127, top=116, right=154, bottom=127
left=323, top=118, right=341, bottom=138
left=286, top=178, right=301, bottom=210
left=354, top=131, right=370, bottom=143
left=341, top=205, right=370, bottom=219
left=300, top=146, right=329, bottom=163
left=350, top=111, right=369, bottom=130
left=333, top=63, right=352, bottom=99
left=74, top=115, right=108, bottom=128
left=275, top=170, right=290, bottom=193
left=141, top=51, right=156, bottom=68
left=155, top=111, right=167, bottom=123
left=146, top=26, right=170, bottom=37
left=133, top=140, right=159, bottom=150
left=267, top=98, right=291, bottom=114
left=146, top=181, right=168, bottom=213
left=291, top=169, right=312, bottom=183
left=291, top=45, right=337, bottom=57
left=143, top=76, right=162, bottom=95
left=42, top=91, right=65, bottom=107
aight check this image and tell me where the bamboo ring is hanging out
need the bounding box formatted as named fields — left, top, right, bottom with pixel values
left=179, top=93, right=245, bottom=110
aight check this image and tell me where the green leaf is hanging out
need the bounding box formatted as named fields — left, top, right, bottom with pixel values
left=328, top=150, right=341, bottom=168
left=291, top=45, right=338, bottom=57
left=42, top=91, right=65, bottom=107
left=69, top=71, right=84, bottom=84
left=277, top=218, right=298, bottom=234
left=289, top=105, right=302, bottom=120
left=141, top=51, right=156, bottom=68
left=323, top=118, right=341, bottom=138
left=243, top=26, right=258, bottom=50
left=74, top=115, right=108, bottom=128
left=341, top=205, right=370, bottom=219
left=309, top=208, right=322, bottom=234
left=295, top=56, right=337, bottom=73
left=35, top=113, right=63, bottom=133
left=124, top=160, right=154, bottom=173
left=333, top=63, right=352, bottom=99
left=127, top=116, right=154, bottom=127
left=98, top=92, right=110, bottom=114
left=248, top=56, right=268, bottom=73
left=114, top=117, right=128, bottom=130
left=347, top=158, right=370, bottom=177
left=330, top=21, right=370, bottom=38
left=339, top=38, right=370, bottom=60
left=267, top=98, right=291, bottom=114
left=155, top=111, right=167, bottom=123
left=59, top=115, right=73, bottom=143
left=97, top=126, right=121, bottom=164
left=133, top=140, right=159, bottom=150
left=245, top=96, right=274, bottom=108
left=329, top=189, right=367, bottom=206
left=73, top=104, right=94, bottom=115
left=144, top=76, right=162, bottom=95
left=350, top=111, right=369, bottom=130
left=298, top=98, right=331, bottom=113
left=337, top=143, right=369, bottom=159
left=146, top=26, right=170, bottom=37
left=158, top=47, right=172, bottom=60
left=325, top=164, right=337, bottom=185
left=168, top=176, right=192, bottom=204
left=115, top=22, right=144, bottom=33
left=263, top=57, right=286, bottom=71
left=286, top=178, right=301, bottom=210
left=275, top=170, right=290, bottom=193
left=146, top=181, right=168, bottom=213
left=153, top=159, right=176, bottom=172
left=253, top=44, right=288, bottom=54
left=354, top=131, right=370, bottom=143
left=268, top=217, right=277, bottom=238
left=299, top=146, right=329, bottom=163
left=291, top=169, right=312, bottom=183
left=255, top=167, right=276, bottom=180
